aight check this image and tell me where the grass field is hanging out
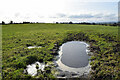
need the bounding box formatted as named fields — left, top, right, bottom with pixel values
left=2, top=23, right=120, bottom=79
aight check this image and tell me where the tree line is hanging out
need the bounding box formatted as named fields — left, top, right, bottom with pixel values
left=56, top=21, right=119, bottom=26
left=0, top=21, right=119, bottom=26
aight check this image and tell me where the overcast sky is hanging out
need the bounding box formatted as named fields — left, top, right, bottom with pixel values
left=0, top=0, right=119, bottom=23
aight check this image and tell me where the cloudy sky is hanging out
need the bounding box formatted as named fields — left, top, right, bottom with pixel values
left=0, top=0, right=119, bottom=23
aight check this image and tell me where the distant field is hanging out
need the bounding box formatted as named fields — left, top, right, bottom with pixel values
left=2, top=24, right=120, bottom=79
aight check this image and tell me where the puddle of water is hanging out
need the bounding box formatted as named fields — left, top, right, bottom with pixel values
left=24, top=62, right=45, bottom=76
left=61, top=41, right=90, bottom=68
left=56, top=41, right=91, bottom=78
left=27, top=46, right=42, bottom=49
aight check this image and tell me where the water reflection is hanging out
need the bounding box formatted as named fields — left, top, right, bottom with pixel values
left=55, top=41, right=91, bottom=78
left=61, top=41, right=90, bottom=68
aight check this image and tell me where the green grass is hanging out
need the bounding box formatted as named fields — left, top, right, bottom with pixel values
left=2, top=23, right=120, bottom=79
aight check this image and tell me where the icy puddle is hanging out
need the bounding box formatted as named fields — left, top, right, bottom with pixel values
left=56, top=41, right=91, bottom=78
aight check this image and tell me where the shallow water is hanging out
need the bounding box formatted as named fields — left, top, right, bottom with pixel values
left=27, top=46, right=42, bottom=49
left=60, top=41, right=90, bottom=68
left=55, top=41, right=91, bottom=78
left=24, top=62, right=45, bottom=76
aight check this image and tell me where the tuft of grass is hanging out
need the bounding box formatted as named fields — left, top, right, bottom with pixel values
left=2, top=23, right=119, bottom=79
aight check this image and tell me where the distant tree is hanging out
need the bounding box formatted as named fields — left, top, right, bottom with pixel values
left=69, top=21, right=73, bottom=24
left=92, top=23, right=96, bottom=25
left=23, top=22, right=30, bottom=24
left=36, top=22, right=39, bottom=23
left=109, top=23, right=117, bottom=26
left=56, top=22, right=59, bottom=24
left=118, top=22, right=120, bottom=26
left=104, top=24, right=108, bottom=26
left=2, top=21, right=5, bottom=25
left=10, top=21, right=13, bottom=24
left=80, top=22, right=91, bottom=25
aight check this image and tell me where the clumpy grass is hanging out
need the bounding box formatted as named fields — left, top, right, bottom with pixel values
left=2, top=23, right=119, bottom=79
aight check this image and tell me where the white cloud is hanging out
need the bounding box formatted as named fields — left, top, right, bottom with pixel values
left=48, top=13, right=117, bottom=22
left=0, top=0, right=118, bottom=23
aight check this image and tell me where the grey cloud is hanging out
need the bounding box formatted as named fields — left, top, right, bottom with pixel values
left=102, top=14, right=117, bottom=21
left=14, top=13, right=20, bottom=17
left=68, top=13, right=117, bottom=20
left=48, top=13, right=117, bottom=22
left=103, top=14, right=116, bottom=18
left=38, top=16, right=44, bottom=18
left=57, top=13, right=66, bottom=17
left=49, top=13, right=67, bottom=18
left=94, top=13, right=103, bottom=18
left=69, top=14, right=94, bottom=18
left=49, top=16, right=57, bottom=18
